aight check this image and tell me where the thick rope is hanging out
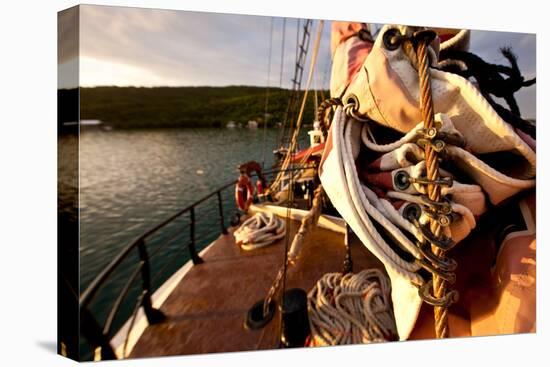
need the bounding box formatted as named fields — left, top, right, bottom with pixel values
left=262, top=182, right=323, bottom=320
left=261, top=184, right=323, bottom=321
left=316, top=97, right=342, bottom=136
left=307, top=269, right=396, bottom=346
left=288, top=185, right=325, bottom=265
left=234, top=212, right=286, bottom=251
left=416, top=37, right=449, bottom=338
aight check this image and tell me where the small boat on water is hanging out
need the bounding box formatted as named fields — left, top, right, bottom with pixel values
left=72, top=19, right=536, bottom=361
left=226, top=121, right=237, bottom=128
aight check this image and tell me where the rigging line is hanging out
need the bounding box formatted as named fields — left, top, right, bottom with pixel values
left=269, top=20, right=321, bottom=193
left=262, top=17, right=274, bottom=169
left=314, top=59, right=319, bottom=119
left=295, top=18, right=301, bottom=70
left=288, top=18, right=302, bottom=140
left=285, top=19, right=312, bottom=150
left=278, top=146, right=294, bottom=345
left=279, top=17, right=286, bottom=88
left=276, top=18, right=300, bottom=150
left=277, top=18, right=309, bottom=151
left=278, top=23, right=324, bottom=343
left=319, top=43, right=331, bottom=102
left=316, top=59, right=323, bottom=106
left=287, top=20, right=324, bottom=156
left=270, top=20, right=324, bottom=194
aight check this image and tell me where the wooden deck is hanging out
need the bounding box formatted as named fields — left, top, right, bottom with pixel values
left=129, top=216, right=386, bottom=358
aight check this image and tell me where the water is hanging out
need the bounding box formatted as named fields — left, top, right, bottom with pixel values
left=76, top=126, right=309, bottom=348
left=81, top=127, right=279, bottom=286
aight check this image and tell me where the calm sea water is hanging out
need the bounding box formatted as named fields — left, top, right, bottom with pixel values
left=77, top=126, right=309, bottom=340
left=81, top=127, right=277, bottom=287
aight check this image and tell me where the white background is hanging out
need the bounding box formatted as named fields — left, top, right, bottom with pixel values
left=0, top=0, right=547, bottom=366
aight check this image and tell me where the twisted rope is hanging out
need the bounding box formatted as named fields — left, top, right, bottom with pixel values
left=263, top=185, right=324, bottom=316
left=234, top=212, right=286, bottom=251
left=288, top=185, right=325, bottom=265
left=307, top=269, right=396, bottom=346
left=316, top=97, right=342, bottom=135
left=416, top=35, right=449, bottom=338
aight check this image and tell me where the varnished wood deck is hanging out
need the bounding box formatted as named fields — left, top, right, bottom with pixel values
left=129, top=215, right=386, bottom=358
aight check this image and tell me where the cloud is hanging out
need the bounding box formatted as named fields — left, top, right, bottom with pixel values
left=58, top=6, right=79, bottom=63
left=78, top=5, right=333, bottom=89
left=74, top=5, right=535, bottom=117
left=79, top=56, right=172, bottom=86
left=81, top=5, right=291, bottom=87
left=58, top=6, right=79, bottom=89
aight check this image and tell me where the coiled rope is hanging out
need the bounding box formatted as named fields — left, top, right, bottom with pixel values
left=234, top=212, right=286, bottom=251
left=307, top=269, right=397, bottom=346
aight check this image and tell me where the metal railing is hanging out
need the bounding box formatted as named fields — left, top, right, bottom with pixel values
left=78, top=165, right=315, bottom=360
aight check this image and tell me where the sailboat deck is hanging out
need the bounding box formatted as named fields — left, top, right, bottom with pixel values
left=129, top=216, right=386, bottom=358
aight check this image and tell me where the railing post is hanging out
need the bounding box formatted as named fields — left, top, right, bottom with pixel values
left=189, top=207, right=204, bottom=265
left=217, top=190, right=228, bottom=235
left=137, top=240, right=166, bottom=324
left=80, top=305, right=117, bottom=360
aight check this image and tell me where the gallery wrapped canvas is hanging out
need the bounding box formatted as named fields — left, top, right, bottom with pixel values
left=58, top=4, right=536, bottom=361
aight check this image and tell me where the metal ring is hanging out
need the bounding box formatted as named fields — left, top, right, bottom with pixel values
left=418, top=127, right=466, bottom=148
left=415, top=258, right=456, bottom=283
left=244, top=299, right=276, bottom=330
left=416, top=242, right=457, bottom=272
left=394, top=170, right=411, bottom=191
left=421, top=208, right=453, bottom=228
left=418, top=280, right=459, bottom=307
left=432, top=140, right=446, bottom=152
left=412, top=29, right=437, bottom=45
left=411, top=218, right=456, bottom=251
left=419, top=195, right=453, bottom=214
left=418, top=127, right=438, bottom=140
left=437, top=214, right=452, bottom=227
left=410, top=176, right=453, bottom=188
left=383, top=28, right=404, bottom=51
left=417, top=138, right=446, bottom=153
left=345, top=94, right=360, bottom=110
left=403, top=203, right=422, bottom=221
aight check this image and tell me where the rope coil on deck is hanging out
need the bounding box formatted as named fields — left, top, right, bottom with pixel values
left=307, top=269, right=397, bottom=346
left=234, top=212, right=286, bottom=251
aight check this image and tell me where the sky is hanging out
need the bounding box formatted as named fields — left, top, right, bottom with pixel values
left=58, top=4, right=536, bottom=118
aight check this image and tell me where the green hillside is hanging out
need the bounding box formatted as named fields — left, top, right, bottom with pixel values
left=80, top=86, right=327, bottom=129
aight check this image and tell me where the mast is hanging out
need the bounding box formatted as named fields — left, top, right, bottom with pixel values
left=277, top=19, right=313, bottom=151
